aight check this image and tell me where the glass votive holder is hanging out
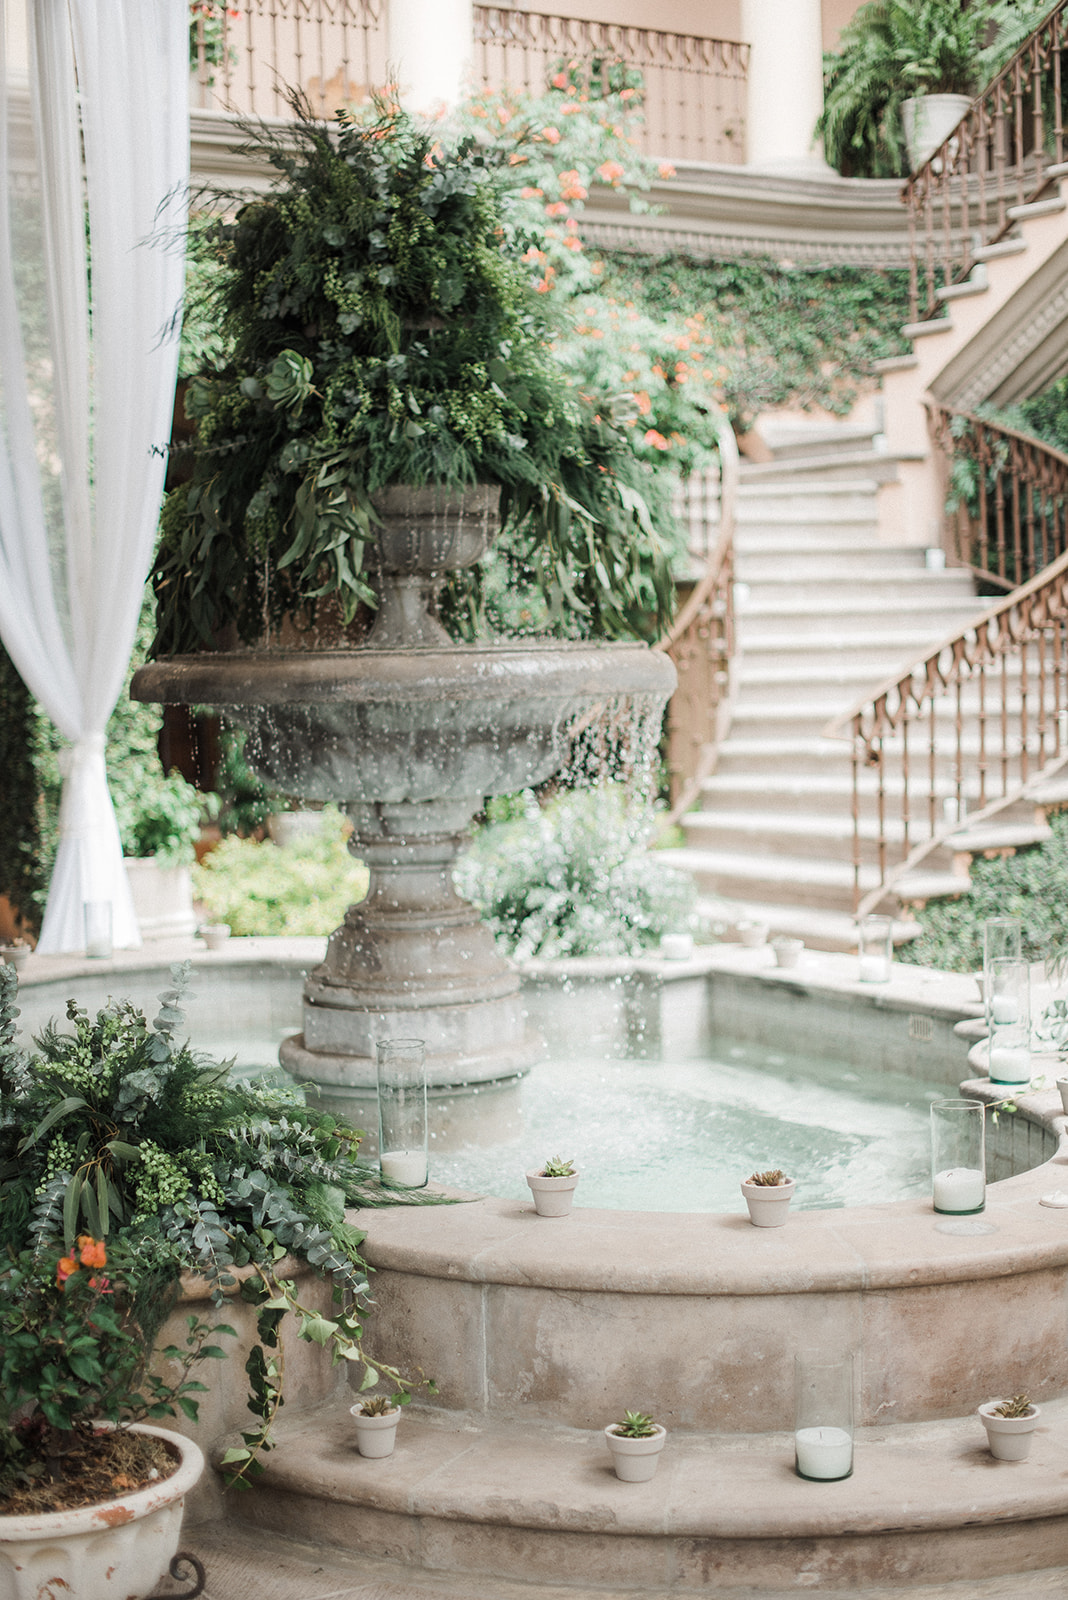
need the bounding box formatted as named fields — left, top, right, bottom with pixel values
left=794, top=1351, right=855, bottom=1481
left=931, top=1098, right=985, bottom=1214
left=986, top=956, right=1030, bottom=1083
left=83, top=900, right=113, bottom=960
left=982, top=915, right=1022, bottom=969
left=376, top=1037, right=428, bottom=1188
left=857, top=915, right=892, bottom=983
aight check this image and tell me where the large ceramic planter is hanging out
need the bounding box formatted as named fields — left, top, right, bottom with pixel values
left=604, top=1423, right=667, bottom=1482
left=741, top=1177, right=796, bottom=1228
left=526, top=1169, right=580, bottom=1217
left=978, top=1401, right=1040, bottom=1461
left=0, top=1423, right=204, bottom=1600
left=902, top=94, right=973, bottom=171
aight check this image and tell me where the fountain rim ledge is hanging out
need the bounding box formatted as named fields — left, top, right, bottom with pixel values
left=131, top=640, right=676, bottom=706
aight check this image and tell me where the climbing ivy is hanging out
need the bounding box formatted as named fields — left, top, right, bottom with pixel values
left=0, top=645, right=43, bottom=935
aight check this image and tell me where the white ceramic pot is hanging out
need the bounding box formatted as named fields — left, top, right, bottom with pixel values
left=526, top=1169, right=580, bottom=1217
left=740, top=1177, right=796, bottom=1228
left=772, top=938, right=804, bottom=969
left=901, top=93, right=973, bottom=171
left=200, top=923, right=231, bottom=951
left=604, top=1422, right=667, bottom=1482
left=978, top=1401, right=1039, bottom=1461
left=350, top=1404, right=401, bottom=1458
left=0, top=1424, right=204, bottom=1600
left=737, top=921, right=768, bottom=949
left=0, top=945, right=29, bottom=970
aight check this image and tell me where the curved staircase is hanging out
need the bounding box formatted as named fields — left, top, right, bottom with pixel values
left=663, top=427, right=985, bottom=949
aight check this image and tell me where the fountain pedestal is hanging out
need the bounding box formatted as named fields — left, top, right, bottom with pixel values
left=132, top=488, right=675, bottom=1107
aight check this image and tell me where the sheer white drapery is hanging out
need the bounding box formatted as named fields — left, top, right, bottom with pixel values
left=0, top=0, right=189, bottom=951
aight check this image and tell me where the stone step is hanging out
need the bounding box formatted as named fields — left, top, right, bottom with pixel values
left=735, top=548, right=924, bottom=580
left=732, top=525, right=882, bottom=550
left=220, top=1397, right=1068, bottom=1596
left=158, top=1519, right=1068, bottom=1600
left=736, top=475, right=882, bottom=499
left=661, top=845, right=869, bottom=909
left=738, top=572, right=977, bottom=605
left=681, top=809, right=900, bottom=868
left=737, top=595, right=983, bottom=636
left=712, top=735, right=859, bottom=776
left=696, top=896, right=922, bottom=953
left=736, top=447, right=904, bottom=484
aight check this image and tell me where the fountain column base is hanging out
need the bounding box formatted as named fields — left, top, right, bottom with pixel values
left=280, top=798, right=542, bottom=1101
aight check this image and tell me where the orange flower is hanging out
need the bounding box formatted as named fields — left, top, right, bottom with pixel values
left=635, top=391, right=652, bottom=415
left=557, top=170, right=588, bottom=201
left=596, top=160, right=625, bottom=184
left=545, top=201, right=569, bottom=217
left=520, top=186, right=544, bottom=199
left=496, top=106, right=512, bottom=125
left=643, top=429, right=670, bottom=450
left=563, top=236, right=583, bottom=251
left=56, top=1256, right=78, bottom=1286
left=77, top=1237, right=107, bottom=1269
left=540, top=126, right=561, bottom=144
left=551, top=71, right=569, bottom=89
left=658, top=161, right=677, bottom=180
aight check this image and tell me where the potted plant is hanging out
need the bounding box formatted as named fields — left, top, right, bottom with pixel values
left=0, top=1232, right=216, bottom=1598
left=736, top=920, right=769, bottom=949
left=349, top=1393, right=402, bottom=1458
left=0, top=962, right=430, bottom=1494
left=525, top=1156, right=580, bottom=1217
left=603, top=1410, right=667, bottom=1482
left=740, top=1168, right=796, bottom=1228
left=978, top=1392, right=1040, bottom=1460
left=0, top=937, right=30, bottom=971
left=817, top=0, right=1047, bottom=176
left=198, top=921, right=231, bottom=950
left=150, top=92, right=675, bottom=661
left=771, top=936, right=804, bottom=970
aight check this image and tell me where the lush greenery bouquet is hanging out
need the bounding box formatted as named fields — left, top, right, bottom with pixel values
left=155, top=92, right=678, bottom=654
left=0, top=963, right=428, bottom=1494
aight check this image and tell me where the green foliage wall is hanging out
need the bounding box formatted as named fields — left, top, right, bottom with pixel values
left=0, top=645, right=44, bottom=932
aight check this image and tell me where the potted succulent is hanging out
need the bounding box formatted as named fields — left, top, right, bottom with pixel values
left=978, top=1393, right=1040, bottom=1461
left=736, top=920, right=769, bottom=949
left=0, top=1232, right=215, bottom=1598
left=349, top=1393, right=403, bottom=1459
left=525, top=1156, right=580, bottom=1217
left=0, top=962, right=429, bottom=1497
left=818, top=0, right=1047, bottom=176
left=740, top=1168, right=796, bottom=1228
left=198, top=921, right=231, bottom=951
left=604, top=1410, right=667, bottom=1482
left=0, top=937, right=30, bottom=970
left=771, top=936, right=804, bottom=970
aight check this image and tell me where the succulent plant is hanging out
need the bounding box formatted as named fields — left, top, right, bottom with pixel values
left=991, top=1393, right=1034, bottom=1419
left=612, top=1410, right=658, bottom=1438
left=540, top=1156, right=576, bottom=1178
left=747, top=1168, right=789, bottom=1187
left=358, top=1394, right=399, bottom=1417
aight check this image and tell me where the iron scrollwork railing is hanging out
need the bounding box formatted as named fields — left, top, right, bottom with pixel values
left=904, top=0, right=1068, bottom=323
left=190, top=2, right=748, bottom=163
left=827, top=414, right=1068, bottom=916
left=656, top=417, right=739, bottom=825
left=931, top=405, right=1068, bottom=590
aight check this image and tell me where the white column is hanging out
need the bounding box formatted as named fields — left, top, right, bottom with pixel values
left=388, top=0, right=473, bottom=115
left=741, top=0, right=834, bottom=176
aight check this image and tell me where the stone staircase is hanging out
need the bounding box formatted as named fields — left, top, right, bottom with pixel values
left=664, top=425, right=988, bottom=950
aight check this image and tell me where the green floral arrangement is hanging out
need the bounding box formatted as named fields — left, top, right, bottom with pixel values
left=0, top=962, right=432, bottom=1489
left=155, top=92, right=676, bottom=655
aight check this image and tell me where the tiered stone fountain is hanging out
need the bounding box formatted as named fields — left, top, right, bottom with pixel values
left=133, top=486, right=675, bottom=1112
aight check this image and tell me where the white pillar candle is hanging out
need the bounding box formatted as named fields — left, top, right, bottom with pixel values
left=933, top=1166, right=985, bottom=1213
left=858, top=956, right=890, bottom=983
left=989, top=1045, right=1031, bottom=1082
left=380, top=1149, right=428, bottom=1186
left=990, top=997, right=1019, bottom=1025
left=794, top=1426, right=853, bottom=1480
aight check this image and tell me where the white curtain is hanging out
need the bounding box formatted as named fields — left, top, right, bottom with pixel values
left=0, top=0, right=189, bottom=951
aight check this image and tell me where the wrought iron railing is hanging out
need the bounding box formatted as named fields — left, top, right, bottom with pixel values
left=190, top=2, right=748, bottom=163
left=930, top=405, right=1068, bottom=590
left=473, top=9, right=747, bottom=164
left=656, top=417, right=739, bottom=823
left=827, top=414, right=1068, bottom=915
left=904, top=1, right=1068, bottom=322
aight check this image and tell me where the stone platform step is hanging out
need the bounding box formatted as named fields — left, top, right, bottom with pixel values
left=220, top=1399, right=1068, bottom=1595
left=695, top=897, right=919, bottom=953
left=167, top=1520, right=1068, bottom=1600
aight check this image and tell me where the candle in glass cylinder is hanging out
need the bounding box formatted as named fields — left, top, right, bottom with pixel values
left=933, top=1166, right=985, bottom=1213
left=990, top=996, right=1019, bottom=1025
left=380, top=1149, right=428, bottom=1187
left=794, top=1426, right=853, bottom=1480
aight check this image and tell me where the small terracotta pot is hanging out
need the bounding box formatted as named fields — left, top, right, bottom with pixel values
left=978, top=1401, right=1039, bottom=1461
left=525, top=1169, right=579, bottom=1217
left=740, top=1177, right=796, bottom=1228
left=604, top=1423, right=667, bottom=1482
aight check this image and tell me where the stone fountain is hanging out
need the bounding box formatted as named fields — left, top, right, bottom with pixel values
left=132, top=486, right=675, bottom=1114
